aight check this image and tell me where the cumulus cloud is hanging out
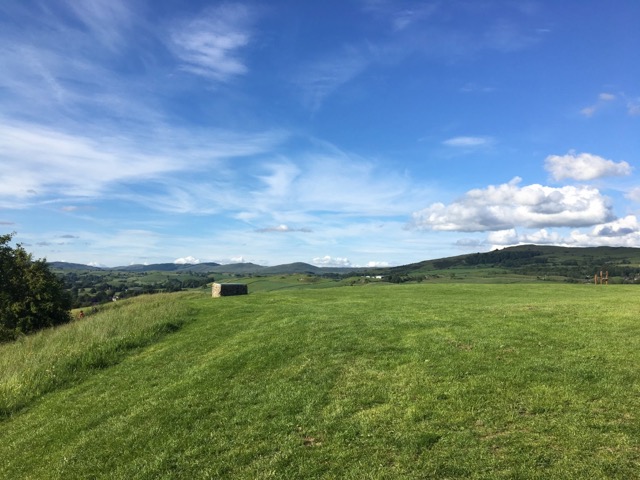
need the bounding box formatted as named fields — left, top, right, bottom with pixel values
left=366, top=260, right=390, bottom=268
left=488, top=216, right=640, bottom=250
left=488, top=228, right=564, bottom=247
left=545, top=151, right=631, bottom=181
left=486, top=229, right=519, bottom=245
left=411, top=177, right=614, bottom=232
left=174, top=256, right=200, bottom=264
left=312, top=255, right=352, bottom=268
left=591, top=215, right=639, bottom=238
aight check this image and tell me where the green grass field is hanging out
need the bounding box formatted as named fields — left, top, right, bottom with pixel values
left=1, top=284, right=639, bottom=478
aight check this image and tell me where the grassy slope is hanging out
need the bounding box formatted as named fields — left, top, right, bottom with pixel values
left=1, top=284, right=640, bottom=479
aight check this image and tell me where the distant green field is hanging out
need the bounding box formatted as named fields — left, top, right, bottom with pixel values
left=1, top=284, right=639, bottom=478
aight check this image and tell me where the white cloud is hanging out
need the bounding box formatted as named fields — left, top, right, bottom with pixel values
left=64, top=0, right=133, bottom=51
left=256, top=162, right=301, bottom=199
left=442, top=136, right=493, bottom=147
left=0, top=119, right=284, bottom=208
left=256, top=224, right=312, bottom=233
left=591, top=215, right=640, bottom=238
left=545, top=151, right=632, bottom=181
left=174, top=256, right=200, bottom=265
left=247, top=151, right=424, bottom=222
left=580, top=106, right=596, bottom=117
left=454, top=238, right=484, bottom=248
left=312, top=255, right=353, bottom=268
left=486, top=229, right=519, bottom=245
left=170, top=4, right=253, bottom=82
left=488, top=216, right=640, bottom=250
left=581, top=92, right=617, bottom=117
left=411, top=177, right=614, bottom=232
left=488, top=228, right=564, bottom=247
left=366, top=260, right=390, bottom=267
left=460, top=83, right=495, bottom=94
left=626, top=188, right=640, bottom=203
left=294, top=47, right=369, bottom=111
left=258, top=224, right=291, bottom=233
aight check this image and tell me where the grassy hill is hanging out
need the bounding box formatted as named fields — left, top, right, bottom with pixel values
left=2, top=284, right=639, bottom=478
left=380, top=245, right=640, bottom=283
left=50, top=245, right=640, bottom=309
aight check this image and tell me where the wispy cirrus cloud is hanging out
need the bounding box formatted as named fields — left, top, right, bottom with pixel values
left=0, top=119, right=285, bottom=206
left=628, top=98, right=640, bottom=116
left=625, top=187, right=640, bottom=203
left=63, top=0, right=134, bottom=51
left=580, top=91, right=640, bottom=117
left=580, top=92, right=617, bottom=117
left=169, top=3, right=254, bottom=82
left=246, top=151, right=422, bottom=222
left=294, top=1, right=547, bottom=111
left=294, top=47, right=369, bottom=112
left=256, top=225, right=312, bottom=233
left=442, top=136, right=494, bottom=148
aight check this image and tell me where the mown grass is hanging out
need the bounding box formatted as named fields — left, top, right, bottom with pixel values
left=1, top=284, right=639, bottom=478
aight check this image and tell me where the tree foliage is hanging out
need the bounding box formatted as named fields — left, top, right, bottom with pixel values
left=0, top=233, right=71, bottom=342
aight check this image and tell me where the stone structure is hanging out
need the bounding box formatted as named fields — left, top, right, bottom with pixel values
left=212, top=282, right=248, bottom=297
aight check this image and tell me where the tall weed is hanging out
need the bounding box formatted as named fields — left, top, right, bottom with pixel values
left=0, top=293, right=193, bottom=418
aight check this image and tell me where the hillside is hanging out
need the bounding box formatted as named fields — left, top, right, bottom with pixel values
left=2, top=286, right=640, bottom=478
left=49, top=245, right=640, bottom=309
left=50, top=260, right=359, bottom=275
left=50, top=245, right=640, bottom=279
left=379, top=245, right=640, bottom=282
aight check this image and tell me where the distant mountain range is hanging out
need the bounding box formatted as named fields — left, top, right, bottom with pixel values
left=47, top=260, right=363, bottom=275
left=48, top=244, right=640, bottom=279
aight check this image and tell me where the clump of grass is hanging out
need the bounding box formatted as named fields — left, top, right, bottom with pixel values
left=0, top=293, right=193, bottom=418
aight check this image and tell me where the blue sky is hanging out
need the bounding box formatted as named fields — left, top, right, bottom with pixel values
left=1, top=1, right=639, bottom=268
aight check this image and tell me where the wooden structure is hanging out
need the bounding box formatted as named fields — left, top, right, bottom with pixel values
left=594, top=271, right=609, bottom=285
left=212, top=283, right=248, bottom=297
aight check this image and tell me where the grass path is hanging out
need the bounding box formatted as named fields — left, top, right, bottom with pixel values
left=1, top=284, right=639, bottom=478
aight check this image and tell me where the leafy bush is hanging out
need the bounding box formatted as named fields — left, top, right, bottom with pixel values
left=0, top=233, right=71, bottom=341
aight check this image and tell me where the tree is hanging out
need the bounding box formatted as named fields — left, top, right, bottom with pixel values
left=0, top=233, right=71, bottom=341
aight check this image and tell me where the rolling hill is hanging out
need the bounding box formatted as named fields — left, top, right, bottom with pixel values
left=49, top=244, right=640, bottom=284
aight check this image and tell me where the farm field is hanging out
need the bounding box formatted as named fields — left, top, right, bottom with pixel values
left=1, top=283, right=639, bottom=478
